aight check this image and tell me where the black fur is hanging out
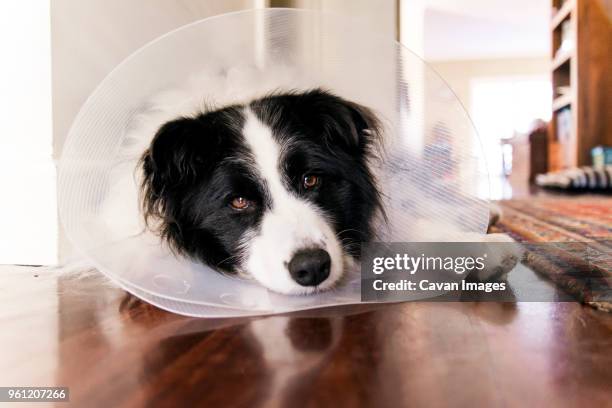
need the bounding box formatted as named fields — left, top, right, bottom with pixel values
left=250, top=90, right=383, bottom=255
left=140, top=89, right=383, bottom=272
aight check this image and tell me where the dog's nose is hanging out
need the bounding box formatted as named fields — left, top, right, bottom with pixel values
left=288, top=248, right=331, bottom=286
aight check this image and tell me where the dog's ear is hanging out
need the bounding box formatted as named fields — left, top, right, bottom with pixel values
left=341, top=99, right=382, bottom=150
left=297, top=89, right=382, bottom=153
left=139, top=116, right=216, bottom=234
left=140, top=117, right=214, bottom=197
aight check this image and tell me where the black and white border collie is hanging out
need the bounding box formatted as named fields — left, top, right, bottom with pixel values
left=103, top=73, right=519, bottom=296
left=138, top=89, right=383, bottom=295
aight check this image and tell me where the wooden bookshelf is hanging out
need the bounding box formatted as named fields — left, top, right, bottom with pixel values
left=548, top=0, right=612, bottom=170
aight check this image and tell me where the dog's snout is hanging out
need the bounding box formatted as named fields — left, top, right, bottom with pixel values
left=288, top=249, right=331, bottom=287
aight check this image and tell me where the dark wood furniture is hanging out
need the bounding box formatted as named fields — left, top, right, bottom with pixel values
left=549, top=0, right=612, bottom=169
left=508, top=123, right=549, bottom=186
left=2, top=267, right=612, bottom=407
left=529, top=123, right=550, bottom=181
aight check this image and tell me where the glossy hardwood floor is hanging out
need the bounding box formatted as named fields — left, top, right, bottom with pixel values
left=1, top=266, right=612, bottom=407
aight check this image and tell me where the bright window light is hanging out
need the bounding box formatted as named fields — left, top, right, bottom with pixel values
left=0, top=2, right=57, bottom=265
left=471, top=76, right=552, bottom=178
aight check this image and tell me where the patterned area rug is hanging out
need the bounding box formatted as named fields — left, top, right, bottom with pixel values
left=492, top=196, right=612, bottom=311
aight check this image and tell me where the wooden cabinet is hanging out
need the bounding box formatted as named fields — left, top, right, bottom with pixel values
left=549, top=0, right=612, bottom=170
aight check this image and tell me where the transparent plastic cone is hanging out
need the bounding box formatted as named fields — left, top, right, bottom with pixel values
left=58, top=9, right=490, bottom=317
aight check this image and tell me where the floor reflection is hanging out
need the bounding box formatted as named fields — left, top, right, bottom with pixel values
left=43, top=269, right=612, bottom=407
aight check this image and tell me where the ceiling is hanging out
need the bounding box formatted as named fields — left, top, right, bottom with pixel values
left=422, top=0, right=550, bottom=61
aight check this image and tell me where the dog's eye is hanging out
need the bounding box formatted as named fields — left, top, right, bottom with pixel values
left=303, top=174, right=321, bottom=190
left=229, top=197, right=251, bottom=210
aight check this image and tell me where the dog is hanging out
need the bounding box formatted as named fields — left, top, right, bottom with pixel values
left=138, top=89, right=382, bottom=295
left=103, top=69, right=521, bottom=296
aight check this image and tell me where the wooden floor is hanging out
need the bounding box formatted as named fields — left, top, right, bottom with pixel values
left=1, top=266, right=612, bottom=407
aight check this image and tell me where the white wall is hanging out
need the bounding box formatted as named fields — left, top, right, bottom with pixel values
left=0, top=2, right=56, bottom=265
left=276, top=0, right=397, bottom=40
left=51, top=0, right=255, bottom=158
left=423, top=3, right=549, bottom=61
left=431, top=57, right=550, bottom=112
left=52, top=0, right=397, bottom=158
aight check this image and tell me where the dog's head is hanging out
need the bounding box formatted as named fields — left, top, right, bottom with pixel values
left=140, top=89, right=382, bottom=294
